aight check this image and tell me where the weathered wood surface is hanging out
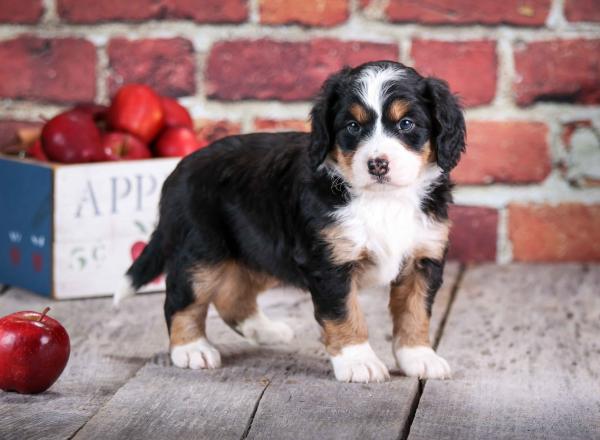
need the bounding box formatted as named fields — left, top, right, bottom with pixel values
left=1, top=263, right=461, bottom=440
left=0, top=288, right=168, bottom=440
left=72, top=265, right=458, bottom=440
left=245, top=263, right=460, bottom=440
left=408, top=264, right=600, bottom=440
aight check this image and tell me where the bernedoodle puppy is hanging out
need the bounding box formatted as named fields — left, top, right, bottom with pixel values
left=115, top=60, right=466, bottom=383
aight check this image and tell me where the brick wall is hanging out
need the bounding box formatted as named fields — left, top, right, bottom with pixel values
left=1, top=0, right=599, bottom=263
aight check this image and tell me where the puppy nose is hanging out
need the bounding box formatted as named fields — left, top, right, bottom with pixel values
left=367, top=157, right=389, bottom=177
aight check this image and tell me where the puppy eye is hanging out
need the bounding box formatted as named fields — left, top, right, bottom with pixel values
left=399, top=118, right=414, bottom=131
left=346, top=121, right=362, bottom=135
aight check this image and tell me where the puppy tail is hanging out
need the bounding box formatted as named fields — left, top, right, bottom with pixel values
left=114, top=229, right=166, bottom=307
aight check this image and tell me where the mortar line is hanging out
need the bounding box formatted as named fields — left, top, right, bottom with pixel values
left=398, top=263, right=467, bottom=440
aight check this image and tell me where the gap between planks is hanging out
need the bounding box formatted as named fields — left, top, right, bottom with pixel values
left=398, top=264, right=467, bottom=440
left=240, top=378, right=271, bottom=440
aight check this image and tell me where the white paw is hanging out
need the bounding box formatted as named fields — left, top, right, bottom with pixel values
left=394, top=346, right=451, bottom=379
left=170, top=338, right=222, bottom=370
left=331, top=342, right=390, bottom=383
left=237, top=311, right=294, bottom=345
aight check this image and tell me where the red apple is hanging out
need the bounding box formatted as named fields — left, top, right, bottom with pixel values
left=41, top=109, right=102, bottom=163
left=99, top=132, right=151, bottom=161
left=0, top=307, right=70, bottom=394
left=155, top=127, right=208, bottom=157
left=160, top=97, right=193, bottom=129
left=108, top=84, right=164, bottom=143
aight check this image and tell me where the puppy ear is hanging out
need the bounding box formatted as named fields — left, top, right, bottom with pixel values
left=424, top=77, right=466, bottom=172
left=309, top=68, right=351, bottom=169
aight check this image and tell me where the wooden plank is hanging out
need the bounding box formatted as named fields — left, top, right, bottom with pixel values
left=408, top=264, right=600, bottom=440
left=245, top=263, right=460, bottom=440
left=0, top=289, right=168, bottom=440
left=73, top=356, right=270, bottom=440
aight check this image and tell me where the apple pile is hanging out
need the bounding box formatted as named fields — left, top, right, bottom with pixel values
left=29, top=84, right=208, bottom=163
left=0, top=307, right=70, bottom=394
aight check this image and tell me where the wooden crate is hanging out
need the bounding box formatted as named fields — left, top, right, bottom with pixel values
left=0, top=155, right=179, bottom=299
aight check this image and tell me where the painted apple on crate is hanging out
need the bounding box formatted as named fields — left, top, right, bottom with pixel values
left=32, top=252, right=43, bottom=273
left=131, top=240, right=146, bottom=261
left=0, top=308, right=70, bottom=394
left=9, top=246, right=20, bottom=266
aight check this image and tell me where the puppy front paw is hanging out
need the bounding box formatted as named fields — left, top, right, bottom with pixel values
left=394, top=345, right=451, bottom=379
left=331, top=342, right=390, bottom=383
left=170, top=338, right=222, bottom=369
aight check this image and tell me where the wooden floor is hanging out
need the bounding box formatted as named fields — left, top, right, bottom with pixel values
left=1, top=263, right=599, bottom=440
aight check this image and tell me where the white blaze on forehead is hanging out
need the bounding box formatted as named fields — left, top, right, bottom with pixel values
left=357, top=66, right=405, bottom=116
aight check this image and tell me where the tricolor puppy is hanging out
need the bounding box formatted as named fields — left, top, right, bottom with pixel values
left=115, top=61, right=466, bottom=383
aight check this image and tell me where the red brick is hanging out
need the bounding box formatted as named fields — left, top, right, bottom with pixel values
left=564, top=0, right=600, bottom=22
left=448, top=205, right=498, bottom=262
left=196, top=119, right=242, bottom=144
left=254, top=119, right=310, bottom=132
left=0, top=120, right=42, bottom=152
left=108, top=38, right=195, bottom=97
left=453, top=121, right=551, bottom=184
left=0, top=0, right=43, bottom=23
left=411, top=40, right=497, bottom=107
left=514, top=39, right=600, bottom=106
left=509, top=203, right=600, bottom=261
left=57, top=0, right=247, bottom=23
left=206, top=39, right=399, bottom=101
left=385, top=0, right=550, bottom=26
left=0, top=37, right=96, bottom=104
left=260, top=0, right=348, bottom=26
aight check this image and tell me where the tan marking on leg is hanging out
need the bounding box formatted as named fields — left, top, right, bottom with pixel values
left=170, top=301, right=209, bottom=347
left=387, top=99, right=410, bottom=122
left=209, top=261, right=279, bottom=327
left=322, top=283, right=368, bottom=356
left=389, top=258, right=431, bottom=348
left=349, top=103, right=370, bottom=124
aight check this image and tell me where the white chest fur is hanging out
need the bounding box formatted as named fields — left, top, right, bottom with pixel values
left=330, top=168, right=448, bottom=288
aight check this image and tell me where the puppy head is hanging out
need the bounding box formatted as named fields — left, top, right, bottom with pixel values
left=309, top=61, right=465, bottom=191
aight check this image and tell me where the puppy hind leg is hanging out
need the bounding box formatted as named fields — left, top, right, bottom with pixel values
left=211, top=263, right=294, bottom=345
left=165, top=268, right=221, bottom=370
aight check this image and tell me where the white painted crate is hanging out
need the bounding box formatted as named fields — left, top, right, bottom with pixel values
left=0, top=155, right=179, bottom=299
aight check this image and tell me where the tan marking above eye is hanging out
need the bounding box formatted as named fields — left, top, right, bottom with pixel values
left=388, top=99, right=410, bottom=122
left=349, top=103, right=369, bottom=124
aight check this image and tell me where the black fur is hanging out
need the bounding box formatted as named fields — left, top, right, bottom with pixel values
left=127, top=132, right=354, bottom=325
left=419, top=253, right=447, bottom=316
left=423, top=77, right=466, bottom=172
left=125, top=61, right=465, bottom=333
left=309, top=67, right=352, bottom=169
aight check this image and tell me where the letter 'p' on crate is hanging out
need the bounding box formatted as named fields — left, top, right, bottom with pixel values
left=0, top=155, right=179, bottom=299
